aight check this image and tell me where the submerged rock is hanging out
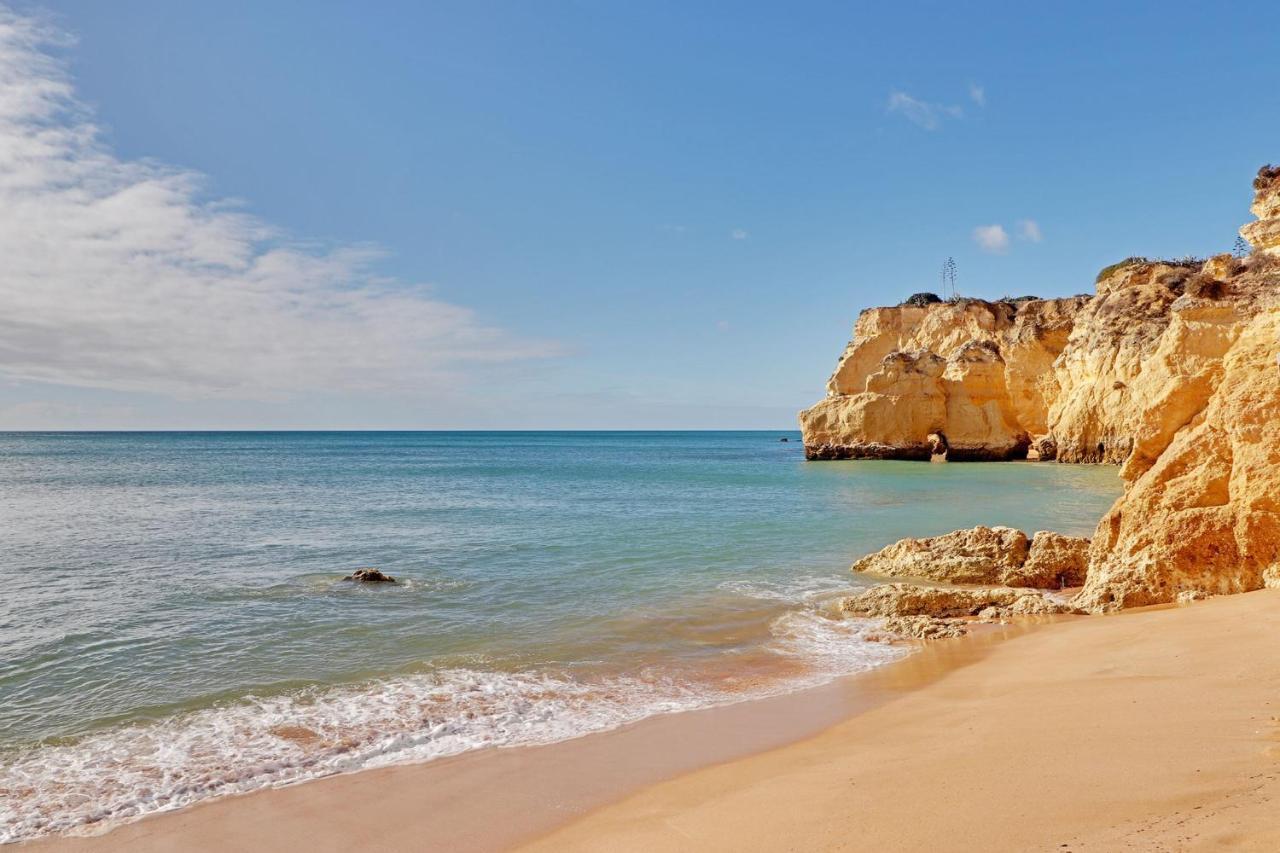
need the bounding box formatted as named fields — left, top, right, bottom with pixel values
left=342, top=568, right=397, bottom=583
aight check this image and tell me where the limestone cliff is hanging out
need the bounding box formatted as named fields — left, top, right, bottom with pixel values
left=802, top=297, right=1088, bottom=460
left=808, top=166, right=1280, bottom=611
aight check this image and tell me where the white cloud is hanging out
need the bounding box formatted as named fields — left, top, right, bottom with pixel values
left=730, top=228, right=748, bottom=240
left=1018, top=219, right=1043, bottom=242
left=886, top=90, right=963, bottom=130
left=968, top=83, right=986, bottom=107
left=972, top=224, right=1011, bottom=254
left=0, top=10, right=559, bottom=402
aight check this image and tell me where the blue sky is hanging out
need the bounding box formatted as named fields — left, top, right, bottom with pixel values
left=1, top=1, right=1277, bottom=429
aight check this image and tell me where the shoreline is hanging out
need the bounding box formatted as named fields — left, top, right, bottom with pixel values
left=24, top=590, right=1280, bottom=851
left=26, top=590, right=1280, bottom=851
left=20, top=620, right=1032, bottom=851
left=526, top=589, right=1280, bottom=852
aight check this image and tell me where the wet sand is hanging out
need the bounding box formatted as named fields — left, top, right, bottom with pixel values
left=27, top=590, right=1280, bottom=851
left=526, top=589, right=1280, bottom=852
left=23, top=622, right=1025, bottom=851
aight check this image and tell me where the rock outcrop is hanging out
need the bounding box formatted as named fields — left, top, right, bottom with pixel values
left=808, top=166, right=1280, bottom=611
left=872, top=615, right=968, bottom=640
left=1023, top=532, right=1091, bottom=589
left=342, top=568, right=397, bottom=583
left=801, top=297, right=1087, bottom=460
left=851, top=525, right=1089, bottom=589
left=1240, top=165, right=1280, bottom=256
left=842, top=582, right=1075, bottom=619
left=844, top=582, right=1076, bottom=640
left=1076, top=305, right=1280, bottom=609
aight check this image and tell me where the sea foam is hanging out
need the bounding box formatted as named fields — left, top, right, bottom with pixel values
left=0, top=608, right=904, bottom=844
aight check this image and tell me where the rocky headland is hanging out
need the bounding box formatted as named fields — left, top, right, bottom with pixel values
left=806, top=167, right=1280, bottom=619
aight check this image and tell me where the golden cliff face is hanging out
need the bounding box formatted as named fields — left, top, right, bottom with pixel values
left=1078, top=292, right=1280, bottom=609
left=808, top=166, right=1280, bottom=610
left=801, top=297, right=1087, bottom=460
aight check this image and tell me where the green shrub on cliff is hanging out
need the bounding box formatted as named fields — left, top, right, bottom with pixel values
left=1095, top=255, right=1203, bottom=283
left=901, top=292, right=942, bottom=307
left=1254, top=164, right=1280, bottom=191
left=1095, top=257, right=1152, bottom=283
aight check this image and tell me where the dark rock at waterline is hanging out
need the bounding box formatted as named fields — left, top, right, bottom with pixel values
left=779, top=437, right=790, bottom=442
left=342, top=568, right=397, bottom=584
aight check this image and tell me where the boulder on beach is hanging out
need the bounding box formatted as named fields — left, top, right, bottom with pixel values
left=851, top=525, right=1090, bottom=589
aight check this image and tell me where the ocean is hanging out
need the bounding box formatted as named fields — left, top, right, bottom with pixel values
left=0, top=431, right=1121, bottom=842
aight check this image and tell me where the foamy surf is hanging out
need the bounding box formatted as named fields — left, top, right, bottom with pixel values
left=718, top=573, right=863, bottom=604
left=0, top=607, right=908, bottom=845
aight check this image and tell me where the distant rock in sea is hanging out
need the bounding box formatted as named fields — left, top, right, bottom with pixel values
left=342, top=568, right=397, bottom=583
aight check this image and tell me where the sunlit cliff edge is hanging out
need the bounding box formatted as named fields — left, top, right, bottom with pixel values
left=802, top=166, right=1280, bottom=611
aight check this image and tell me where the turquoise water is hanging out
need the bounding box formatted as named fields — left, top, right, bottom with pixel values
left=0, top=431, right=1121, bottom=841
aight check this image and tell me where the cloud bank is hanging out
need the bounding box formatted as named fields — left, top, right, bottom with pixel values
left=0, top=10, right=558, bottom=402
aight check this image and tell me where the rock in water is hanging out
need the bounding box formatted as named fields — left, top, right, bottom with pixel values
left=342, top=568, right=397, bottom=583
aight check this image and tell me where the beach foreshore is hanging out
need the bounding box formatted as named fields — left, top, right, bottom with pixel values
left=26, top=590, right=1280, bottom=852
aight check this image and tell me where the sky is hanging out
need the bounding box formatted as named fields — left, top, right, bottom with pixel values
left=1, top=1, right=1277, bottom=430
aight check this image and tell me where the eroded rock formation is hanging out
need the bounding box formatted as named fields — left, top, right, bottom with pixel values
left=843, top=582, right=1076, bottom=639
left=801, top=297, right=1086, bottom=460
left=841, top=582, right=1075, bottom=619
left=1077, top=305, right=1280, bottom=609
left=1240, top=165, right=1280, bottom=256
left=851, top=525, right=1090, bottom=589
left=810, top=167, right=1280, bottom=611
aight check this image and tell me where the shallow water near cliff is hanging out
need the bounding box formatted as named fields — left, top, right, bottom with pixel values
left=0, top=431, right=1121, bottom=842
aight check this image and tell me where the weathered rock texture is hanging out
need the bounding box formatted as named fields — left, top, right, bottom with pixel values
left=841, top=583, right=1074, bottom=619
left=852, top=525, right=1089, bottom=589
left=871, top=615, right=969, bottom=640
left=1241, top=165, right=1280, bottom=256
left=843, top=583, right=1076, bottom=640
left=1023, top=532, right=1091, bottom=589
left=802, top=297, right=1088, bottom=461
left=1077, top=304, right=1280, bottom=609
left=809, top=167, right=1280, bottom=610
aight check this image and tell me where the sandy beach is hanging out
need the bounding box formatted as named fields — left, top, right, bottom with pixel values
left=25, top=588, right=1280, bottom=852
left=4, top=4, right=1279, bottom=852
left=529, top=590, right=1280, bottom=852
